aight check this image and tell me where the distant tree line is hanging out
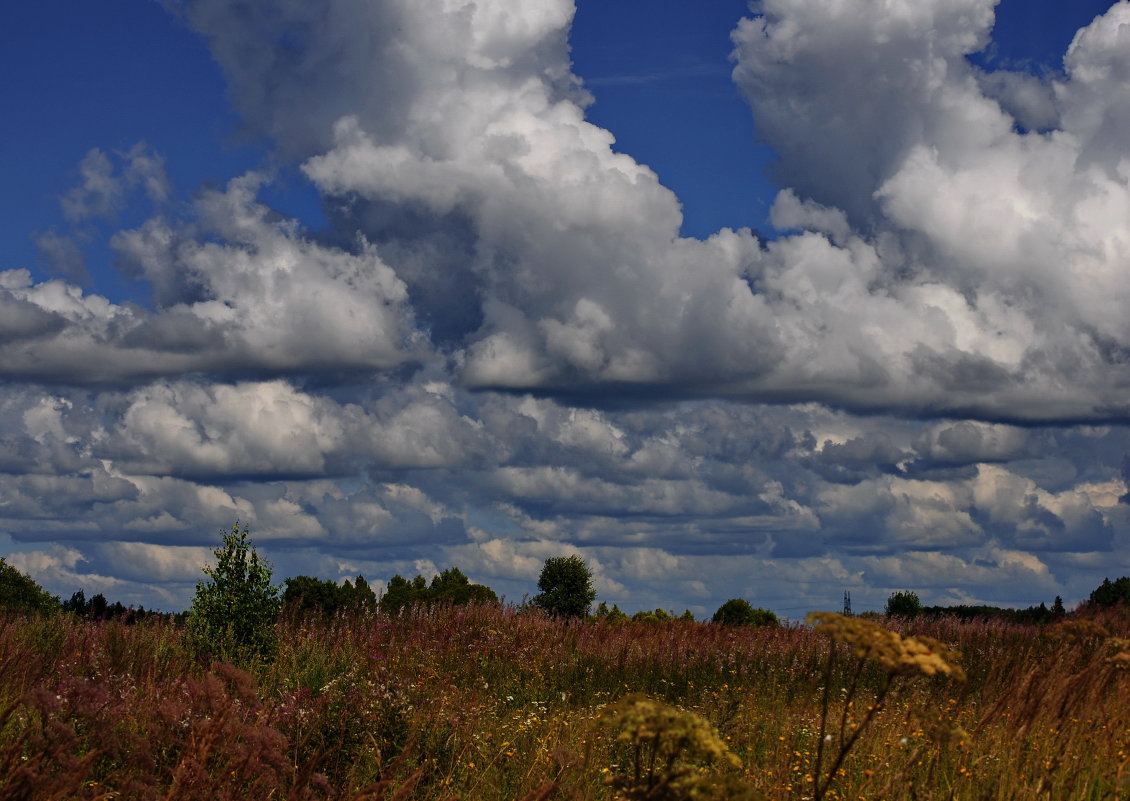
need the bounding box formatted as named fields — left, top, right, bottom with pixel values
left=282, top=574, right=378, bottom=617
left=884, top=589, right=1070, bottom=624
left=378, top=567, right=498, bottom=614
left=8, top=524, right=1130, bottom=658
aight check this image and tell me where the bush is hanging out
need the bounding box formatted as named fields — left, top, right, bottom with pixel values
left=187, top=522, right=280, bottom=664
left=885, top=590, right=922, bottom=618
left=0, top=558, right=57, bottom=613
left=711, top=598, right=778, bottom=626
left=532, top=556, right=596, bottom=619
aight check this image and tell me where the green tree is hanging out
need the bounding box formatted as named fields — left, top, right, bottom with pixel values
left=1089, top=577, right=1130, bottom=608
left=379, top=574, right=425, bottom=614
left=711, top=598, right=778, bottom=626
left=379, top=568, right=497, bottom=614
left=532, top=556, right=596, bottom=619
left=283, top=575, right=344, bottom=617
left=885, top=590, right=922, bottom=618
left=429, top=567, right=498, bottom=606
left=594, top=601, right=630, bottom=623
left=343, top=575, right=378, bottom=611
left=187, top=522, right=280, bottom=664
left=0, top=558, right=58, bottom=613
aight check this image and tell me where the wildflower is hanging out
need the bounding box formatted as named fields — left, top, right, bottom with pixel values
left=597, top=694, right=748, bottom=800
left=807, top=612, right=965, bottom=680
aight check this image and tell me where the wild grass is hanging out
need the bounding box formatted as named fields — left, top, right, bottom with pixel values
left=0, top=604, right=1127, bottom=800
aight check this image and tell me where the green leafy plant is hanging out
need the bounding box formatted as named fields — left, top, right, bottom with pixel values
left=0, top=558, right=58, bottom=613
left=885, top=590, right=922, bottom=618
left=187, top=522, right=280, bottom=665
left=711, top=599, right=777, bottom=626
left=531, top=556, right=596, bottom=619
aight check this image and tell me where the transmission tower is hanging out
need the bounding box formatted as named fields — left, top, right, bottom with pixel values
left=843, top=590, right=852, bottom=616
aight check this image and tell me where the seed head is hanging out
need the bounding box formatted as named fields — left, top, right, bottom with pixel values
left=807, top=612, right=965, bottom=681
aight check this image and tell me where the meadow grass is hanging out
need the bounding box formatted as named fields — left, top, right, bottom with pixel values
left=0, top=604, right=1127, bottom=799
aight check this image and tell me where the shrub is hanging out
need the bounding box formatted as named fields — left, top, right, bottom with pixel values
left=885, top=590, right=922, bottom=618
left=712, top=598, right=777, bottom=626
left=0, top=558, right=57, bottom=613
left=187, top=522, right=280, bottom=664
left=531, top=556, right=596, bottom=619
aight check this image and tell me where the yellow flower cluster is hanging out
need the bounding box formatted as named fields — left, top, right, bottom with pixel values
left=806, top=613, right=966, bottom=681
left=599, top=694, right=741, bottom=769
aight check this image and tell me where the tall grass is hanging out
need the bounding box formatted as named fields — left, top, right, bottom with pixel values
left=0, top=605, right=1127, bottom=799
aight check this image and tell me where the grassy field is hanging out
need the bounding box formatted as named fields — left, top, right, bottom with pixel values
left=1, top=604, right=1128, bottom=800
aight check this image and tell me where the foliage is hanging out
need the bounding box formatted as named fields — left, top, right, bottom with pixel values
left=187, top=522, right=280, bottom=665
left=711, top=598, right=778, bottom=626
left=920, top=600, right=1066, bottom=625
left=885, top=589, right=922, bottom=618
left=632, top=608, right=672, bottom=623
left=1089, top=576, right=1130, bottom=608
left=531, top=555, right=596, bottom=619
left=428, top=567, right=498, bottom=606
left=0, top=557, right=57, bottom=613
left=282, top=574, right=377, bottom=618
left=594, top=601, right=630, bottom=623
left=378, top=567, right=497, bottom=614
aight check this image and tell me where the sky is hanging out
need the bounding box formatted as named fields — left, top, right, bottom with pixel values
left=1, top=0, right=1129, bottom=618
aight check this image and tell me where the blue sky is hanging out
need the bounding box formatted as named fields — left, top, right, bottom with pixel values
left=2, top=0, right=1130, bottom=616
left=1, top=0, right=1114, bottom=276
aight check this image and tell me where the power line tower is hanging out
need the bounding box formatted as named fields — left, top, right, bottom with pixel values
left=843, top=590, right=852, bottom=616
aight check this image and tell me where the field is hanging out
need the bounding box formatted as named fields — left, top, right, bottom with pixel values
left=1, top=605, right=1129, bottom=800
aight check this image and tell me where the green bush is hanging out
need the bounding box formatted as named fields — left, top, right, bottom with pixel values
left=885, top=590, right=922, bottom=618
left=711, top=598, right=778, bottom=626
left=187, top=522, right=280, bottom=665
left=0, top=558, right=57, bottom=613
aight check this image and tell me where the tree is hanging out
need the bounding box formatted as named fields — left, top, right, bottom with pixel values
left=885, top=590, right=922, bottom=618
left=379, top=574, right=425, bottom=614
left=0, top=558, right=57, bottom=613
left=378, top=568, right=498, bottom=614
left=345, top=575, right=378, bottom=610
left=594, top=601, right=630, bottom=623
left=187, top=522, right=280, bottom=664
left=283, top=575, right=344, bottom=617
left=532, top=556, right=596, bottom=619
left=429, top=567, right=498, bottom=606
left=712, top=598, right=778, bottom=626
left=1088, top=577, right=1130, bottom=609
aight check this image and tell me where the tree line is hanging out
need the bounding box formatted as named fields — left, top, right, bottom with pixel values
left=4, top=523, right=1129, bottom=662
